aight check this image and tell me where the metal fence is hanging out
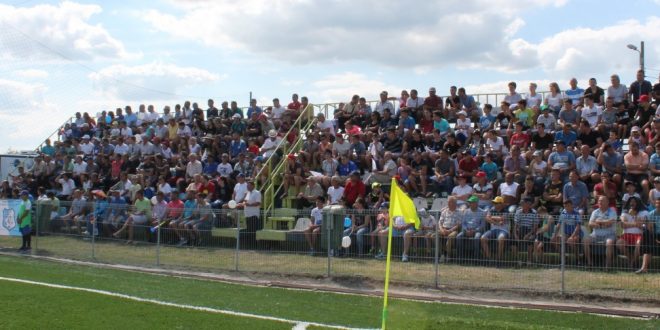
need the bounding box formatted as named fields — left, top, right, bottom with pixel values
left=2, top=199, right=659, bottom=302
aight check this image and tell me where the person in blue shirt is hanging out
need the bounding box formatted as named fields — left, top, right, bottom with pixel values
left=86, top=190, right=108, bottom=237
left=124, top=106, right=138, bottom=127
left=398, top=109, right=416, bottom=132
left=553, top=199, right=583, bottom=261
left=480, top=153, right=499, bottom=182
left=229, top=132, right=247, bottom=159
left=246, top=99, right=263, bottom=118
left=565, top=78, right=584, bottom=106
left=563, top=171, right=589, bottom=215
left=479, top=104, right=496, bottom=131
left=40, top=139, right=56, bottom=156
left=336, top=155, right=358, bottom=178
left=554, top=124, right=577, bottom=147
left=548, top=140, right=576, bottom=181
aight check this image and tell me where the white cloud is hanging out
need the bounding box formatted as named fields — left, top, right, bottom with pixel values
left=88, top=62, right=223, bottom=101
left=308, top=72, right=404, bottom=103
left=143, top=0, right=568, bottom=72
left=13, top=69, right=49, bottom=79
left=532, top=18, right=660, bottom=77
left=0, top=1, right=129, bottom=61
left=0, top=79, right=66, bottom=151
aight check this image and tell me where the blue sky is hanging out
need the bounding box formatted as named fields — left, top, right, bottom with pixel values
left=0, top=0, right=659, bottom=152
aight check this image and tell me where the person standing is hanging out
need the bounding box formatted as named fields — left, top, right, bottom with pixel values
left=17, top=190, right=32, bottom=252
left=241, top=180, right=262, bottom=246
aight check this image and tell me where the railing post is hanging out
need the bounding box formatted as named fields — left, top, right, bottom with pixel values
left=560, top=218, right=566, bottom=295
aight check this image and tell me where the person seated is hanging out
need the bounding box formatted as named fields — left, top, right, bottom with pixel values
left=375, top=215, right=413, bottom=260
left=304, top=197, right=325, bottom=255
left=636, top=198, right=660, bottom=273
left=171, top=190, right=197, bottom=246
left=185, top=193, right=213, bottom=246
left=512, top=197, right=540, bottom=265
left=584, top=196, right=617, bottom=269
left=343, top=198, right=371, bottom=256
left=405, top=208, right=436, bottom=259
left=112, top=189, right=151, bottom=244
left=552, top=200, right=583, bottom=262
left=451, top=174, right=473, bottom=207
left=437, top=197, right=461, bottom=262
left=481, top=196, right=510, bottom=262
left=563, top=171, right=589, bottom=216
left=616, top=196, right=646, bottom=269
left=456, top=196, right=485, bottom=259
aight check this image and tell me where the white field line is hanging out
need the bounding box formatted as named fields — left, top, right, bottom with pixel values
left=0, top=276, right=375, bottom=330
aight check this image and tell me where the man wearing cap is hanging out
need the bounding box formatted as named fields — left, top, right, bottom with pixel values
left=513, top=197, right=540, bottom=265
left=633, top=94, right=654, bottom=132
left=624, top=141, right=650, bottom=199
left=261, top=130, right=282, bottom=159
left=473, top=171, right=493, bottom=209
left=536, top=106, right=557, bottom=132
left=296, top=176, right=324, bottom=209
left=17, top=190, right=32, bottom=251
left=481, top=196, right=510, bottom=261
left=456, top=195, right=485, bottom=259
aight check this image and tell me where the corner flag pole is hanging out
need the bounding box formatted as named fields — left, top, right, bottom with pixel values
left=381, top=207, right=394, bottom=330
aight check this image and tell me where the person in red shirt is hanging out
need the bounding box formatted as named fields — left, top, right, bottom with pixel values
left=287, top=93, right=301, bottom=111
left=592, top=171, right=617, bottom=209
left=458, top=150, right=479, bottom=181
left=423, top=87, right=443, bottom=112
left=343, top=171, right=366, bottom=206
left=509, top=121, right=530, bottom=151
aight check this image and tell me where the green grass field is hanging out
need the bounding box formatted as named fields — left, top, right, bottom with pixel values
left=0, top=255, right=658, bottom=329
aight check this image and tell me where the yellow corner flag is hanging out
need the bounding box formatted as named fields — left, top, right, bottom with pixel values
left=388, top=177, right=420, bottom=230
left=382, top=177, right=420, bottom=329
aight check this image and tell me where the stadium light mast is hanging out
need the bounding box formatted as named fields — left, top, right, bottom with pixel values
left=627, top=41, right=645, bottom=73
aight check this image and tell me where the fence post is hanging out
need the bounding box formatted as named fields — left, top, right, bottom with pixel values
left=327, top=210, right=332, bottom=277
left=156, top=222, right=161, bottom=267
left=91, top=220, right=96, bottom=260
left=34, top=207, right=38, bottom=254
left=234, top=209, right=240, bottom=272
left=560, top=219, right=565, bottom=295
left=434, top=220, right=439, bottom=288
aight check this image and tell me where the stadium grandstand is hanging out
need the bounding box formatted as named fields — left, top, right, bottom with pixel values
left=4, top=70, right=660, bottom=277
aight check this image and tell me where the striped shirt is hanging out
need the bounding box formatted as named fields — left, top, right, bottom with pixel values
left=514, top=209, right=538, bottom=228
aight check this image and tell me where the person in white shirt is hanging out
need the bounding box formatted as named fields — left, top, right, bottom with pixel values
left=327, top=176, right=345, bottom=205
left=451, top=175, right=473, bottom=205
left=525, top=83, right=542, bottom=108
left=316, top=113, right=335, bottom=136
left=113, top=139, right=129, bottom=155
left=373, top=91, right=396, bottom=116
left=185, top=154, right=202, bottom=179
left=56, top=173, right=76, bottom=199
left=405, top=89, right=425, bottom=113
left=271, top=98, right=286, bottom=120
left=232, top=174, right=249, bottom=204
left=71, top=155, right=88, bottom=178
left=579, top=97, right=602, bottom=128
left=79, top=136, right=94, bottom=155
left=216, top=154, right=234, bottom=177
left=241, top=180, right=262, bottom=242
left=261, top=130, right=283, bottom=158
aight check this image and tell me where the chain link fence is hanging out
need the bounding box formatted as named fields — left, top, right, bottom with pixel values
left=1, top=199, right=659, bottom=302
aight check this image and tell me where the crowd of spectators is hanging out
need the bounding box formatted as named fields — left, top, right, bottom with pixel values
left=3, top=71, right=660, bottom=271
